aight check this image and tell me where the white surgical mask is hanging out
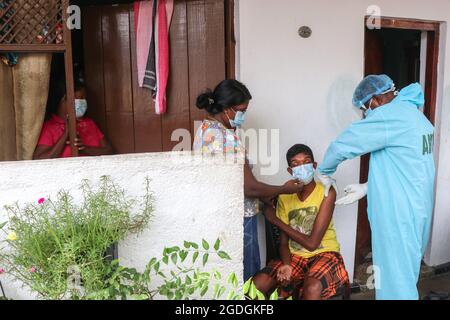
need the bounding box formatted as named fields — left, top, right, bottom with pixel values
left=292, top=163, right=315, bottom=184
left=75, top=99, right=88, bottom=118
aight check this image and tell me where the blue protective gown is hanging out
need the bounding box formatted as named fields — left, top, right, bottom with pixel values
left=318, top=83, right=435, bottom=300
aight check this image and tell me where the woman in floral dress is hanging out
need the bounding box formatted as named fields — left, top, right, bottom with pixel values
left=193, top=79, right=303, bottom=281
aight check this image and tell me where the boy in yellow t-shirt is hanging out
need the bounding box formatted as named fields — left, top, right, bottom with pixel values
left=253, top=144, right=349, bottom=300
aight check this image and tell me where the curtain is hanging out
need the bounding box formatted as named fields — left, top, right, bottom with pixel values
left=0, top=54, right=52, bottom=161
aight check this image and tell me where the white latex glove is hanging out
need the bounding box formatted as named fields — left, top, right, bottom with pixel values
left=317, top=173, right=338, bottom=197
left=335, top=183, right=368, bottom=205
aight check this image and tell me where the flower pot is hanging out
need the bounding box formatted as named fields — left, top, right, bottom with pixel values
left=104, top=243, right=118, bottom=263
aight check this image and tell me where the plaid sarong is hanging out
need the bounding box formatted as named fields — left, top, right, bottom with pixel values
left=261, top=251, right=349, bottom=300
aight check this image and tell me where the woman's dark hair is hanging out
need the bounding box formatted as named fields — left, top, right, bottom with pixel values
left=196, top=79, right=252, bottom=115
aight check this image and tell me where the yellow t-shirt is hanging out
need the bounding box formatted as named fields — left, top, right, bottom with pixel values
left=276, top=182, right=340, bottom=259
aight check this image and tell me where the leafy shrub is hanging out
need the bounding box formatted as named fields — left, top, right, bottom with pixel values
left=88, top=239, right=240, bottom=300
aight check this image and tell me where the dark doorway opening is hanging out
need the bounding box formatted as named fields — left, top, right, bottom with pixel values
left=354, top=17, right=440, bottom=285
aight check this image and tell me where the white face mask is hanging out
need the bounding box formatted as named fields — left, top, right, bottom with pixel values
left=74, top=99, right=88, bottom=118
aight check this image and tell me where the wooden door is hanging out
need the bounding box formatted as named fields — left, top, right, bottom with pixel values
left=82, top=0, right=228, bottom=154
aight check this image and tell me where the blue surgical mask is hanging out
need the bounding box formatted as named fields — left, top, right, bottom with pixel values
left=228, top=108, right=246, bottom=128
left=75, top=99, right=88, bottom=118
left=292, top=163, right=315, bottom=184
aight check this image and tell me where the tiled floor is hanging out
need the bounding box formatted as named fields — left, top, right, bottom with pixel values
left=350, top=273, right=450, bottom=300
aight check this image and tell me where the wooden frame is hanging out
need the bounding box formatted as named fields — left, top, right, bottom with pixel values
left=364, top=16, right=440, bottom=124
left=355, top=16, right=442, bottom=276
left=0, top=0, right=78, bottom=156
left=225, top=0, right=235, bottom=79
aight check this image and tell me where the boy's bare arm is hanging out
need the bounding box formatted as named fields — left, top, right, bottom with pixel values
left=264, top=188, right=336, bottom=252
left=279, top=231, right=291, bottom=266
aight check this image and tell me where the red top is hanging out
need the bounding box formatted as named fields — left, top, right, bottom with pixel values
left=37, top=114, right=105, bottom=158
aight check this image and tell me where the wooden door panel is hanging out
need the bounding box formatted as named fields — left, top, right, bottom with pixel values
left=187, top=0, right=226, bottom=137
left=106, top=112, right=135, bottom=154
left=82, top=6, right=107, bottom=134
left=162, top=0, right=191, bottom=152
left=129, top=5, right=163, bottom=153
left=102, top=6, right=134, bottom=114
left=101, top=5, right=135, bottom=153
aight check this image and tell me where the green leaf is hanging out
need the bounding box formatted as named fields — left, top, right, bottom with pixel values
left=287, top=296, right=293, bottom=300
left=192, top=252, right=199, bottom=263
left=171, top=253, right=178, bottom=264
left=202, top=239, right=210, bottom=250
left=269, top=290, right=279, bottom=300
left=190, top=242, right=199, bottom=249
left=249, top=282, right=257, bottom=300
left=162, top=256, right=169, bottom=265
left=243, top=278, right=252, bottom=294
left=213, top=283, right=220, bottom=299
left=166, top=246, right=180, bottom=254
left=147, top=257, right=157, bottom=267
left=202, top=253, right=209, bottom=267
left=200, top=285, right=209, bottom=297
left=184, top=241, right=190, bottom=249
left=217, top=251, right=231, bottom=260
left=227, top=272, right=238, bottom=288
left=227, top=272, right=235, bottom=285
left=256, top=290, right=265, bottom=300
left=179, top=250, right=188, bottom=262
left=218, top=286, right=226, bottom=298
left=0, top=221, right=7, bottom=229
left=214, top=238, right=220, bottom=251
left=154, top=262, right=160, bottom=272
left=213, top=270, right=222, bottom=281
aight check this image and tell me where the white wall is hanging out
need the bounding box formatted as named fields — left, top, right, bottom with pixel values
left=0, top=152, right=244, bottom=299
left=237, top=0, right=450, bottom=280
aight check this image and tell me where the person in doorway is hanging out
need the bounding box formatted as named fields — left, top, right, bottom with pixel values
left=253, top=144, right=349, bottom=300
left=317, top=74, right=436, bottom=300
left=193, top=79, right=304, bottom=281
left=33, top=79, right=113, bottom=159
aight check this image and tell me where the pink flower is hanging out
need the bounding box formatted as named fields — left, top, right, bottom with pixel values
left=0, top=268, right=5, bottom=275
left=30, top=267, right=36, bottom=273
left=38, top=198, right=45, bottom=204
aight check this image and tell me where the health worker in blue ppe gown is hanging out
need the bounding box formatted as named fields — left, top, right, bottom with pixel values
left=317, top=74, right=436, bottom=300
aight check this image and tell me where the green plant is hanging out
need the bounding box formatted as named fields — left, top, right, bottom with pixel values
left=87, top=238, right=242, bottom=300
left=0, top=176, right=154, bottom=300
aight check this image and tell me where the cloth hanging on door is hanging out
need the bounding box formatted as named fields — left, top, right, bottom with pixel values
left=154, top=0, right=174, bottom=114
left=134, top=0, right=173, bottom=114
left=142, top=0, right=158, bottom=91
left=0, top=54, right=51, bottom=161
left=13, top=54, right=52, bottom=160
left=134, top=0, right=154, bottom=87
